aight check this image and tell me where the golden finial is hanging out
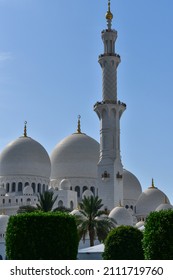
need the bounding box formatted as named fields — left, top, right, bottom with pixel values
left=106, top=0, right=113, bottom=20
left=77, top=115, right=81, bottom=134
left=118, top=200, right=123, bottom=207
left=151, top=178, right=155, bottom=188
left=23, top=121, right=27, bottom=137
left=164, top=195, right=168, bottom=204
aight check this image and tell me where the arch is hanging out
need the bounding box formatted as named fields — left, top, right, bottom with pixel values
left=18, top=182, right=22, bottom=192
left=31, top=183, right=36, bottom=193
left=75, top=186, right=80, bottom=198
left=26, top=198, right=31, bottom=205
left=90, top=186, right=95, bottom=196
left=42, top=184, right=46, bottom=193
left=0, top=255, right=3, bottom=260
left=6, top=183, right=9, bottom=193
left=58, top=200, right=63, bottom=207
left=83, top=186, right=88, bottom=193
left=25, top=182, right=29, bottom=187
left=70, top=201, right=74, bottom=210
left=37, top=183, right=41, bottom=193
left=12, top=182, right=16, bottom=192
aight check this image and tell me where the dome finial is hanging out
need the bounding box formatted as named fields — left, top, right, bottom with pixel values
left=23, top=121, right=27, bottom=137
left=77, top=115, right=81, bottom=133
left=151, top=178, right=155, bottom=188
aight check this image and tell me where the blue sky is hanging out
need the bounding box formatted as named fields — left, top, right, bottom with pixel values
left=0, top=0, right=173, bottom=202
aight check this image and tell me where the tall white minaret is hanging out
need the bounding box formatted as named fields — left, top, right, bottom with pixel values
left=94, top=1, right=126, bottom=210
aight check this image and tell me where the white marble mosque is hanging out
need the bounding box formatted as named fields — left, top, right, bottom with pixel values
left=0, top=1, right=172, bottom=259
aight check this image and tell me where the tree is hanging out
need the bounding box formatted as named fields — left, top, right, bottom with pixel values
left=143, top=209, right=173, bottom=259
left=103, top=225, right=144, bottom=260
left=36, top=190, right=58, bottom=212
left=76, top=196, right=116, bottom=246
left=17, top=205, right=38, bottom=214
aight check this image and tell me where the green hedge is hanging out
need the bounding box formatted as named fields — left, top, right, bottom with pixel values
left=143, top=209, right=173, bottom=259
left=103, top=225, right=144, bottom=260
left=6, top=212, right=78, bottom=260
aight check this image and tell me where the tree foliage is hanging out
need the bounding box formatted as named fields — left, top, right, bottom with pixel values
left=17, top=205, right=38, bottom=214
left=36, top=191, right=58, bottom=212
left=6, top=212, right=78, bottom=260
left=143, top=209, right=173, bottom=259
left=76, top=196, right=116, bottom=246
left=103, top=225, right=144, bottom=260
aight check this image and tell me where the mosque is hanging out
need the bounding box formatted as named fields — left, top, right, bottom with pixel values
left=0, top=1, right=173, bottom=259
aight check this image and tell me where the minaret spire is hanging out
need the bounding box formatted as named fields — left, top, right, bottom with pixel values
left=106, top=0, right=113, bottom=29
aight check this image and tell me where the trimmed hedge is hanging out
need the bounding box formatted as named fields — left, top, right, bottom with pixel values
left=103, top=225, right=144, bottom=260
left=6, top=212, right=78, bottom=260
left=143, top=209, right=173, bottom=259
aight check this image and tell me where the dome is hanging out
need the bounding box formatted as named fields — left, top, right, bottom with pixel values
left=123, top=169, right=142, bottom=201
left=0, top=214, right=9, bottom=233
left=109, top=205, right=133, bottom=226
left=50, top=132, right=99, bottom=180
left=0, top=136, right=51, bottom=178
left=0, top=186, right=6, bottom=196
left=82, top=189, right=94, bottom=199
left=59, top=179, right=71, bottom=190
left=135, top=220, right=145, bottom=228
left=155, top=203, right=173, bottom=212
left=135, top=181, right=170, bottom=217
left=23, top=185, right=34, bottom=196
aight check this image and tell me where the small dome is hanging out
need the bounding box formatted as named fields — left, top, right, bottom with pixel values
left=0, top=214, right=9, bottom=234
left=135, top=220, right=145, bottom=228
left=23, top=185, right=33, bottom=196
left=60, top=179, right=71, bottom=190
left=0, top=136, right=51, bottom=178
left=82, top=189, right=94, bottom=199
left=50, top=133, right=99, bottom=180
left=155, top=203, right=173, bottom=212
left=109, top=205, right=133, bottom=226
left=0, top=186, right=6, bottom=196
left=123, top=169, right=142, bottom=201
left=135, top=181, right=170, bottom=217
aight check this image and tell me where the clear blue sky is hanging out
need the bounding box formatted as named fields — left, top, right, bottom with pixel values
left=0, top=0, right=173, bottom=203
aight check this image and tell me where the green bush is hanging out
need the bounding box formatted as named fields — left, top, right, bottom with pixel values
left=6, top=212, right=78, bottom=260
left=143, top=209, right=173, bottom=259
left=103, top=225, right=144, bottom=260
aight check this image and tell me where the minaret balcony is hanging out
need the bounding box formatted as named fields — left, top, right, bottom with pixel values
left=94, top=100, right=126, bottom=108
left=99, top=53, right=120, bottom=59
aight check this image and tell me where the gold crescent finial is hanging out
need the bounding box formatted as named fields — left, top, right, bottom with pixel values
left=24, top=121, right=27, bottom=137
left=106, top=0, right=113, bottom=20
left=77, top=115, right=81, bottom=133
left=151, top=178, right=155, bottom=188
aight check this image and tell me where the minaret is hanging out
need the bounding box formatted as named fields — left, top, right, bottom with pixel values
left=94, top=1, right=126, bottom=210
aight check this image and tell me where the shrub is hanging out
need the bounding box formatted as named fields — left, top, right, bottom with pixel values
left=6, top=212, right=78, bottom=260
left=103, top=225, right=144, bottom=260
left=143, top=209, right=173, bottom=259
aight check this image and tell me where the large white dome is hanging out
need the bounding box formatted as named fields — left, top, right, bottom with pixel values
left=0, top=136, right=51, bottom=178
left=135, top=182, right=170, bottom=217
left=50, top=132, right=99, bottom=180
left=123, top=169, right=142, bottom=201
left=109, top=205, right=133, bottom=226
